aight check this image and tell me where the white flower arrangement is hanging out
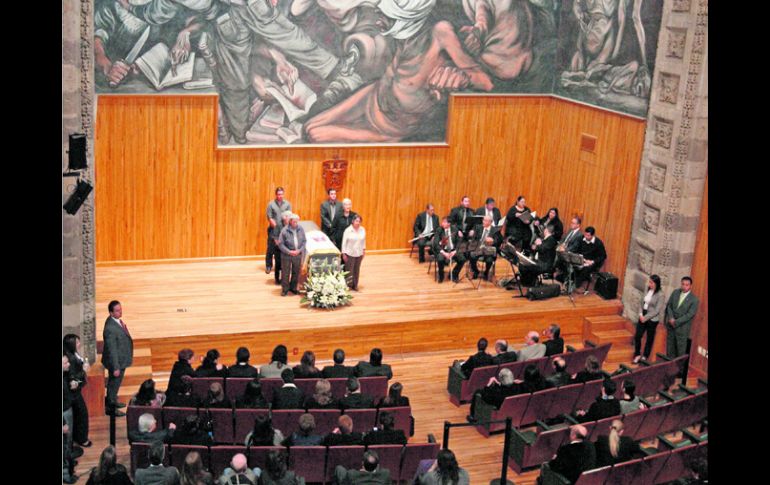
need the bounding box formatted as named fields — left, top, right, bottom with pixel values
left=301, top=260, right=353, bottom=309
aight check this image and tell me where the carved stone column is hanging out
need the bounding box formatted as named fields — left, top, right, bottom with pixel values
left=621, top=0, right=708, bottom=320
left=62, top=0, right=96, bottom=361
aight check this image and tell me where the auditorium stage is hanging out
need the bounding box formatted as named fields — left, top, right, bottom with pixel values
left=95, top=253, right=623, bottom=371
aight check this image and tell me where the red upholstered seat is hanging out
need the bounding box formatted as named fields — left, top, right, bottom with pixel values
left=359, top=376, right=389, bottom=401
left=271, top=409, right=306, bottom=438
left=225, top=378, right=253, bottom=402
left=328, top=378, right=348, bottom=400
left=326, top=445, right=366, bottom=483
left=400, top=443, right=439, bottom=482
left=638, top=451, right=671, bottom=484
left=572, top=465, right=611, bottom=485
left=127, top=405, right=162, bottom=437
left=652, top=443, right=697, bottom=483
left=621, top=408, right=648, bottom=441
left=287, top=446, right=326, bottom=483
left=169, top=444, right=209, bottom=469
left=366, top=444, right=403, bottom=481
left=309, top=409, right=343, bottom=436
left=521, top=388, right=557, bottom=426
left=130, top=443, right=169, bottom=476
left=604, top=458, right=644, bottom=485
left=192, top=377, right=224, bottom=401
left=587, top=416, right=617, bottom=441
left=294, top=378, right=320, bottom=397
left=547, top=383, right=584, bottom=418
left=162, top=407, right=198, bottom=431
left=575, top=379, right=604, bottom=411
left=205, top=408, right=234, bottom=444
left=634, top=401, right=671, bottom=440
left=385, top=406, right=413, bottom=437
left=259, top=379, right=283, bottom=403
left=345, top=409, right=377, bottom=434
left=247, top=446, right=284, bottom=471
left=234, top=409, right=270, bottom=444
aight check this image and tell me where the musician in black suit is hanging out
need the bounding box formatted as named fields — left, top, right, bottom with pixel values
left=456, top=338, right=494, bottom=378
left=271, top=369, right=305, bottom=410
left=433, top=217, right=464, bottom=283
left=475, top=197, right=502, bottom=225
left=448, top=196, right=475, bottom=237
left=544, top=425, right=596, bottom=484
left=519, top=224, right=558, bottom=287
left=102, top=300, right=133, bottom=417
left=503, top=196, right=533, bottom=250
left=320, top=188, right=344, bottom=238
left=533, top=207, right=564, bottom=242
left=574, top=227, right=607, bottom=292
left=469, top=215, right=502, bottom=281
left=413, top=204, right=440, bottom=263
left=322, top=348, right=355, bottom=378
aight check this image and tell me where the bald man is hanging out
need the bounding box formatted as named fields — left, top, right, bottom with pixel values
left=545, top=425, right=596, bottom=484
left=516, top=331, right=546, bottom=361
left=218, top=452, right=259, bottom=484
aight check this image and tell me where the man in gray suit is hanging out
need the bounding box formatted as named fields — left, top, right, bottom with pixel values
left=517, top=331, right=547, bottom=361
left=334, top=450, right=391, bottom=485
left=135, top=440, right=180, bottom=485
left=102, top=300, right=133, bottom=416
left=664, top=276, right=699, bottom=358
left=321, top=188, right=343, bottom=238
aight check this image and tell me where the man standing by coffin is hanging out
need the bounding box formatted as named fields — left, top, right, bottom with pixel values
left=321, top=189, right=343, bottom=238
left=278, top=214, right=306, bottom=297
left=266, top=187, right=292, bottom=275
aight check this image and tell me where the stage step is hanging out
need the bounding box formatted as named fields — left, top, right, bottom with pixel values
left=588, top=329, right=635, bottom=347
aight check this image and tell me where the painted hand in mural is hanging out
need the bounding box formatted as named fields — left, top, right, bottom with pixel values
left=427, top=66, right=471, bottom=101
left=106, top=61, right=132, bottom=87
left=269, top=49, right=299, bottom=96
left=459, top=25, right=484, bottom=56
left=171, top=30, right=192, bottom=67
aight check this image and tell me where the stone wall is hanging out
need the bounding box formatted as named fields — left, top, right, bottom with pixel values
left=622, top=0, right=708, bottom=319
left=62, top=0, right=96, bottom=361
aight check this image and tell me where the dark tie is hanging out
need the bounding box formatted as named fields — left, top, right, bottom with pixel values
left=119, top=319, right=131, bottom=337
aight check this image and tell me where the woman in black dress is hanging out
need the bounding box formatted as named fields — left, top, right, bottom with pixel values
left=535, top=207, right=563, bottom=242
left=235, top=380, right=269, bottom=409
left=85, top=445, right=132, bottom=485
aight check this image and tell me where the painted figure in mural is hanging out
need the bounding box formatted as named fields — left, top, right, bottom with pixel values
left=304, top=0, right=494, bottom=143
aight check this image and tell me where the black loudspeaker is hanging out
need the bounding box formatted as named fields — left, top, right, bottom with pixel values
left=63, top=179, right=93, bottom=215
left=526, top=283, right=561, bottom=301
left=68, top=133, right=87, bottom=170
left=595, top=272, right=619, bottom=299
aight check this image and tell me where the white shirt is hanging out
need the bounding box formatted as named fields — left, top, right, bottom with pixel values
left=422, top=213, right=433, bottom=235
left=583, top=237, right=594, bottom=244
left=342, top=225, right=366, bottom=257
left=642, top=289, right=654, bottom=310
left=446, top=229, right=453, bottom=251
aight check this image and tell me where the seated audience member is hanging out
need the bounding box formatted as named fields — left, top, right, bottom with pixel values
left=322, top=348, right=355, bottom=378
left=323, top=414, right=364, bottom=446
left=594, top=420, right=642, bottom=467
left=204, top=382, right=232, bottom=409
left=261, top=450, right=306, bottom=485
left=245, top=414, right=285, bottom=447
left=355, top=348, right=393, bottom=379
left=544, top=425, right=596, bottom=484
left=164, top=379, right=199, bottom=408
left=227, top=347, right=259, bottom=378
left=467, top=368, right=517, bottom=422
left=379, top=382, right=410, bottom=408
left=334, top=450, right=390, bottom=485
left=364, top=411, right=407, bottom=446
left=340, top=376, right=375, bottom=410
left=168, top=349, right=197, bottom=394
left=572, top=356, right=605, bottom=383
left=85, top=445, right=132, bottom=485
left=546, top=357, right=572, bottom=388
left=305, top=379, right=338, bottom=409
left=454, top=338, right=494, bottom=379
left=576, top=379, right=621, bottom=423
left=131, top=379, right=166, bottom=407
left=417, top=449, right=469, bottom=485
left=517, top=331, right=547, bottom=361
left=235, top=380, right=268, bottom=409
left=170, top=415, right=213, bottom=446
left=134, top=441, right=180, bottom=485
left=513, top=364, right=551, bottom=395
left=196, top=349, right=228, bottom=378
left=543, top=324, right=564, bottom=357
left=129, top=413, right=176, bottom=443
left=619, top=379, right=645, bottom=414
left=282, top=413, right=324, bottom=446
left=574, top=226, right=607, bottom=292
left=260, top=345, right=290, bottom=378
left=218, top=453, right=258, bottom=485
left=491, top=339, right=518, bottom=365
left=293, top=350, right=322, bottom=379
left=180, top=450, right=214, bottom=485
left=679, top=455, right=708, bottom=485
left=272, top=369, right=304, bottom=410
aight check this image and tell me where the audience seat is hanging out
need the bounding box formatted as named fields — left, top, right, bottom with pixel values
left=210, top=445, right=246, bottom=477
left=328, top=378, right=348, bottom=400
left=326, top=445, right=366, bottom=484
left=225, top=378, right=253, bottom=402
left=247, top=445, right=284, bottom=472
left=447, top=364, right=497, bottom=406
left=651, top=443, right=698, bottom=483
left=366, top=444, right=402, bottom=481
left=638, top=451, right=671, bottom=484
left=309, top=409, right=343, bottom=436
left=546, top=383, right=583, bottom=418
left=191, top=377, right=224, bottom=401
left=130, top=442, right=169, bottom=477
left=294, top=379, right=319, bottom=397
left=621, top=408, right=648, bottom=441
left=400, top=443, right=439, bottom=482
left=575, top=379, right=604, bottom=411
left=205, top=407, right=235, bottom=444
left=474, top=393, right=530, bottom=436
left=386, top=406, right=414, bottom=437
left=259, top=379, right=283, bottom=403
left=520, top=388, right=557, bottom=426
left=169, top=444, right=210, bottom=470
left=509, top=424, right=570, bottom=473
left=126, top=405, right=162, bottom=437
left=162, top=406, right=198, bottom=430
left=587, top=416, right=616, bottom=441
left=288, top=446, right=326, bottom=483
left=604, top=458, right=644, bottom=485
left=271, top=409, right=306, bottom=437
left=359, top=376, right=389, bottom=400
left=234, top=409, right=270, bottom=444
left=345, top=409, right=377, bottom=433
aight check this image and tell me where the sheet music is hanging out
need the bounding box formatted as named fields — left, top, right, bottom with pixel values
left=516, top=251, right=536, bottom=265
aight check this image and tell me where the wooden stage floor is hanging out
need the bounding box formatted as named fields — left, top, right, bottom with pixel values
left=96, top=253, right=623, bottom=371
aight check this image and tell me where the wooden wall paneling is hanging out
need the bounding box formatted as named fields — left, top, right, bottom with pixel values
left=689, top=176, right=708, bottom=376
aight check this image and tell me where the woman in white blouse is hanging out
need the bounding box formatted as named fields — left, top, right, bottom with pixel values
left=633, top=274, right=664, bottom=363
left=341, top=215, right=366, bottom=291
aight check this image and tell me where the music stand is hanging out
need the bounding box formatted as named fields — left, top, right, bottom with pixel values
left=462, top=215, right=484, bottom=237
left=451, top=240, right=473, bottom=287
left=558, top=251, right=585, bottom=301
left=498, top=241, right=525, bottom=297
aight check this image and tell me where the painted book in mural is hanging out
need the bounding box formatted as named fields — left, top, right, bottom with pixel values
left=134, top=43, right=196, bottom=91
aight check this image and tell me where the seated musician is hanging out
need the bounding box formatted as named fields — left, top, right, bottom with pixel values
left=502, top=195, right=532, bottom=251
left=448, top=195, right=475, bottom=238
left=554, top=215, right=583, bottom=282
left=518, top=224, right=557, bottom=287
left=475, top=197, right=502, bottom=225
left=432, top=217, right=464, bottom=283
left=413, top=204, right=439, bottom=263
left=469, top=215, right=501, bottom=281
left=574, top=226, right=607, bottom=293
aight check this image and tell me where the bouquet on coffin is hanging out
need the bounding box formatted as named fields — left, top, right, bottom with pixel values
left=246, top=79, right=317, bottom=144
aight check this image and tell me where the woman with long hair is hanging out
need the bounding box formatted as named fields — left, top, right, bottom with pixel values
left=63, top=333, right=91, bottom=447
left=130, top=379, right=166, bottom=407
left=379, top=382, right=410, bottom=408
left=418, top=449, right=469, bottom=485
left=293, top=350, right=321, bottom=378
left=85, top=445, right=132, bottom=485
left=594, top=419, right=642, bottom=467
left=260, top=344, right=289, bottom=378
left=633, top=274, right=664, bottom=363
left=196, top=349, right=228, bottom=378
left=260, top=450, right=305, bottom=485
left=235, top=380, right=268, bottom=409
left=305, top=379, right=337, bottom=409
left=179, top=451, right=214, bottom=485
left=536, top=207, right=564, bottom=241
left=572, top=356, right=604, bottom=383
left=515, top=364, right=550, bottom=394
left=245, top=414, right=285, bottom=447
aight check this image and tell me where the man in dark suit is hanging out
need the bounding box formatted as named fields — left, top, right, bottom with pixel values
left=134, top=440, right=180, bottom=485
left=321, top=188, right=344, bottom=238
left=272, top=369, right=305, bottom=409
left=413, top=204, right=440, bottom=263
left=576, top=379, right=621, bottom=423
left=467, top=368, right=517, bottom=422
left=334, top=450, right=391, bottom=485
left=227, top=347, right=259, bottom=378
left=664, top=276, right=699, bottom=359
left=448, top=195, right=475, bottom=237
left=469, top=215, right=502, bottom=280
left=354, top=348, right=393, bottom=379
left=491, top=339, right=518, bottom=365
left=574, top=226, right=607, bottom=292
left=545, top=357, right=572, bottom=387
left=558, top=216, right=583, bottom=253
left=519, top=224, right=558, bottom=286
left=363, top=412, right=407, bottom=445
left=323, top=414, right=364, bottom=446
left=340, top=377, right=376, bottom=409
left=456, top=338, right=494, bottom=378
left=102, top=300, right=134, bottom=416
left=323, top=348, right=356, bottom=378
left=475, top=197, right=502, bottom=225
left=544, top=425, right=596, bottom=484
left=543, top=323, right=564, bottom=357
left=129, top=413, right=177, bottom=444
left=433, top=217, right=464, bottom=283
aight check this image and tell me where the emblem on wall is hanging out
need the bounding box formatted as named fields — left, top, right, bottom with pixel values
left=322, top=157, right=349, bottom=192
